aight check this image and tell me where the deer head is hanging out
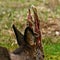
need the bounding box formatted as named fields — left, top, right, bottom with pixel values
left=13, top=26, right=44, bottom=60
left=13, top=26, right=36, bottom=54
left=0, top=26, right=44, bottom=60
left=0, top=7, right=44, bottom=60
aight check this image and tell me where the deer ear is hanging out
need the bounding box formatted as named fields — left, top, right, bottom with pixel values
left=24, top=27, right=35, bottom=45
left=12, top=24, right=25, bottom=46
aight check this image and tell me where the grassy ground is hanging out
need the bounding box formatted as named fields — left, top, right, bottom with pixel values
left=43, top=37, right=60, bottom=60
left=0, top=0, right=60, bottom=60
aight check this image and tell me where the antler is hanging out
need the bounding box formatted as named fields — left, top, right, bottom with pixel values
left=27, top=6, right=44, bottom=56
left=32, top=6, right=44, bottom=52
left=32, top=7, right=41, bottom=45
left=27, top=6, right=42, bottom=48
left=27, top=8, right=33, bottom=29
left=32, top=6, right=41, bottom=45
left=32, top=6, right=44, bottom=60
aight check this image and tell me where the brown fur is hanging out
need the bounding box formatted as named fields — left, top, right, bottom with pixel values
left=0, top=46, right=11, bottom=60
left=0, top=26, right=44, bottom=60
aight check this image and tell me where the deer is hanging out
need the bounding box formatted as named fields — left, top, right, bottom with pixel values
left=0, top=25, right=44, bottom=60
left=12, top=6, right=44, bottom=60
left=0, top=6, right=44, bottom=60
left=12, top=24, right=44, bottom=60
left=0, top=46, right=11, bottom=60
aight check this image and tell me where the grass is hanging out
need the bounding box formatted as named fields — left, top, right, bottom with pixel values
left=44, top=43, right=60, bottom=60
left=0, top=0, right=60, bottom=60
left=42, top=37, right=60, bottom=60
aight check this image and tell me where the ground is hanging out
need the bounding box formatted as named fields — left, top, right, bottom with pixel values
left=0, top=0, right=60, bottom=60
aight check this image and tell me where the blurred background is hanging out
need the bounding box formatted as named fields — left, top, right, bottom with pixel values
left=0, top=0, right=60, bottom=60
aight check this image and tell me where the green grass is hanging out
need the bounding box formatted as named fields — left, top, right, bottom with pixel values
left=44, top=43, right=60, bottom=55
left=44, top=43, right=60, bottom=60
left=42, top=37, right=60, bottom=60
left=0, top=0, right=60, bottom=60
